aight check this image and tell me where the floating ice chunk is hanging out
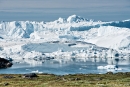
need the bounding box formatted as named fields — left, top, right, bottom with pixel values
left=97, top=65, right=122, bottom=71
left=32, top=70, right=43, bottom=74
left=97, top=66, right=104, bottom=69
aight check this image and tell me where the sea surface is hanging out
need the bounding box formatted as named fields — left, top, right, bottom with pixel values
left=0, top=58, right=130, bottom=75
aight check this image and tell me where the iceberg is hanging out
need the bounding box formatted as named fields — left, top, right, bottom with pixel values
left=0, top=15, right=129, bottom=65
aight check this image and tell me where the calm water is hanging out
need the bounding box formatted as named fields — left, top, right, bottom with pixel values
left=0, top=58, right=130, bottom=75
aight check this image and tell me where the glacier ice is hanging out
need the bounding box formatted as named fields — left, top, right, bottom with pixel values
left=0, top=15, right=130, bottom=65
left=67, top=15, right=87, bottom=23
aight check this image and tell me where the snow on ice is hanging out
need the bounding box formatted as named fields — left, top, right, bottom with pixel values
left=0, top=15, right=130, bottom=66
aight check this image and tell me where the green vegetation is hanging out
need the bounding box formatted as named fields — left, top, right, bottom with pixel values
left=0, top=72, right=130, bottom=87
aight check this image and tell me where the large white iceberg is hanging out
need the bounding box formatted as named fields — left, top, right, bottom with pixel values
left=0, top=15, right=130, bottom=64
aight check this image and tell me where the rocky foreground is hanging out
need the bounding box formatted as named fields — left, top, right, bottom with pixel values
left=0, top=72, right=130, bottom=87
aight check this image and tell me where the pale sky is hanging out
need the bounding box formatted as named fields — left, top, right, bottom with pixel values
left=0, top=0, right=130, bottom=21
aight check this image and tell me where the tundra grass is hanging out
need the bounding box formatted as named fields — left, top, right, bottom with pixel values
left=0, top=72, right=130, bottom=87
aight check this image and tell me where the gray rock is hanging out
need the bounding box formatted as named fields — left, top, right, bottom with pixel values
left=22, top=73, right=38, bottom=78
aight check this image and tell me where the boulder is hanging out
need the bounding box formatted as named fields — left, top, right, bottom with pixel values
left=0, top=58, right=13, bottom=68
left=22, top=73, right=38, bottom=78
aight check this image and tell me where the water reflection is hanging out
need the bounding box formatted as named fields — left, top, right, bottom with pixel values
left=0, top=57, right=130, bottom=75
